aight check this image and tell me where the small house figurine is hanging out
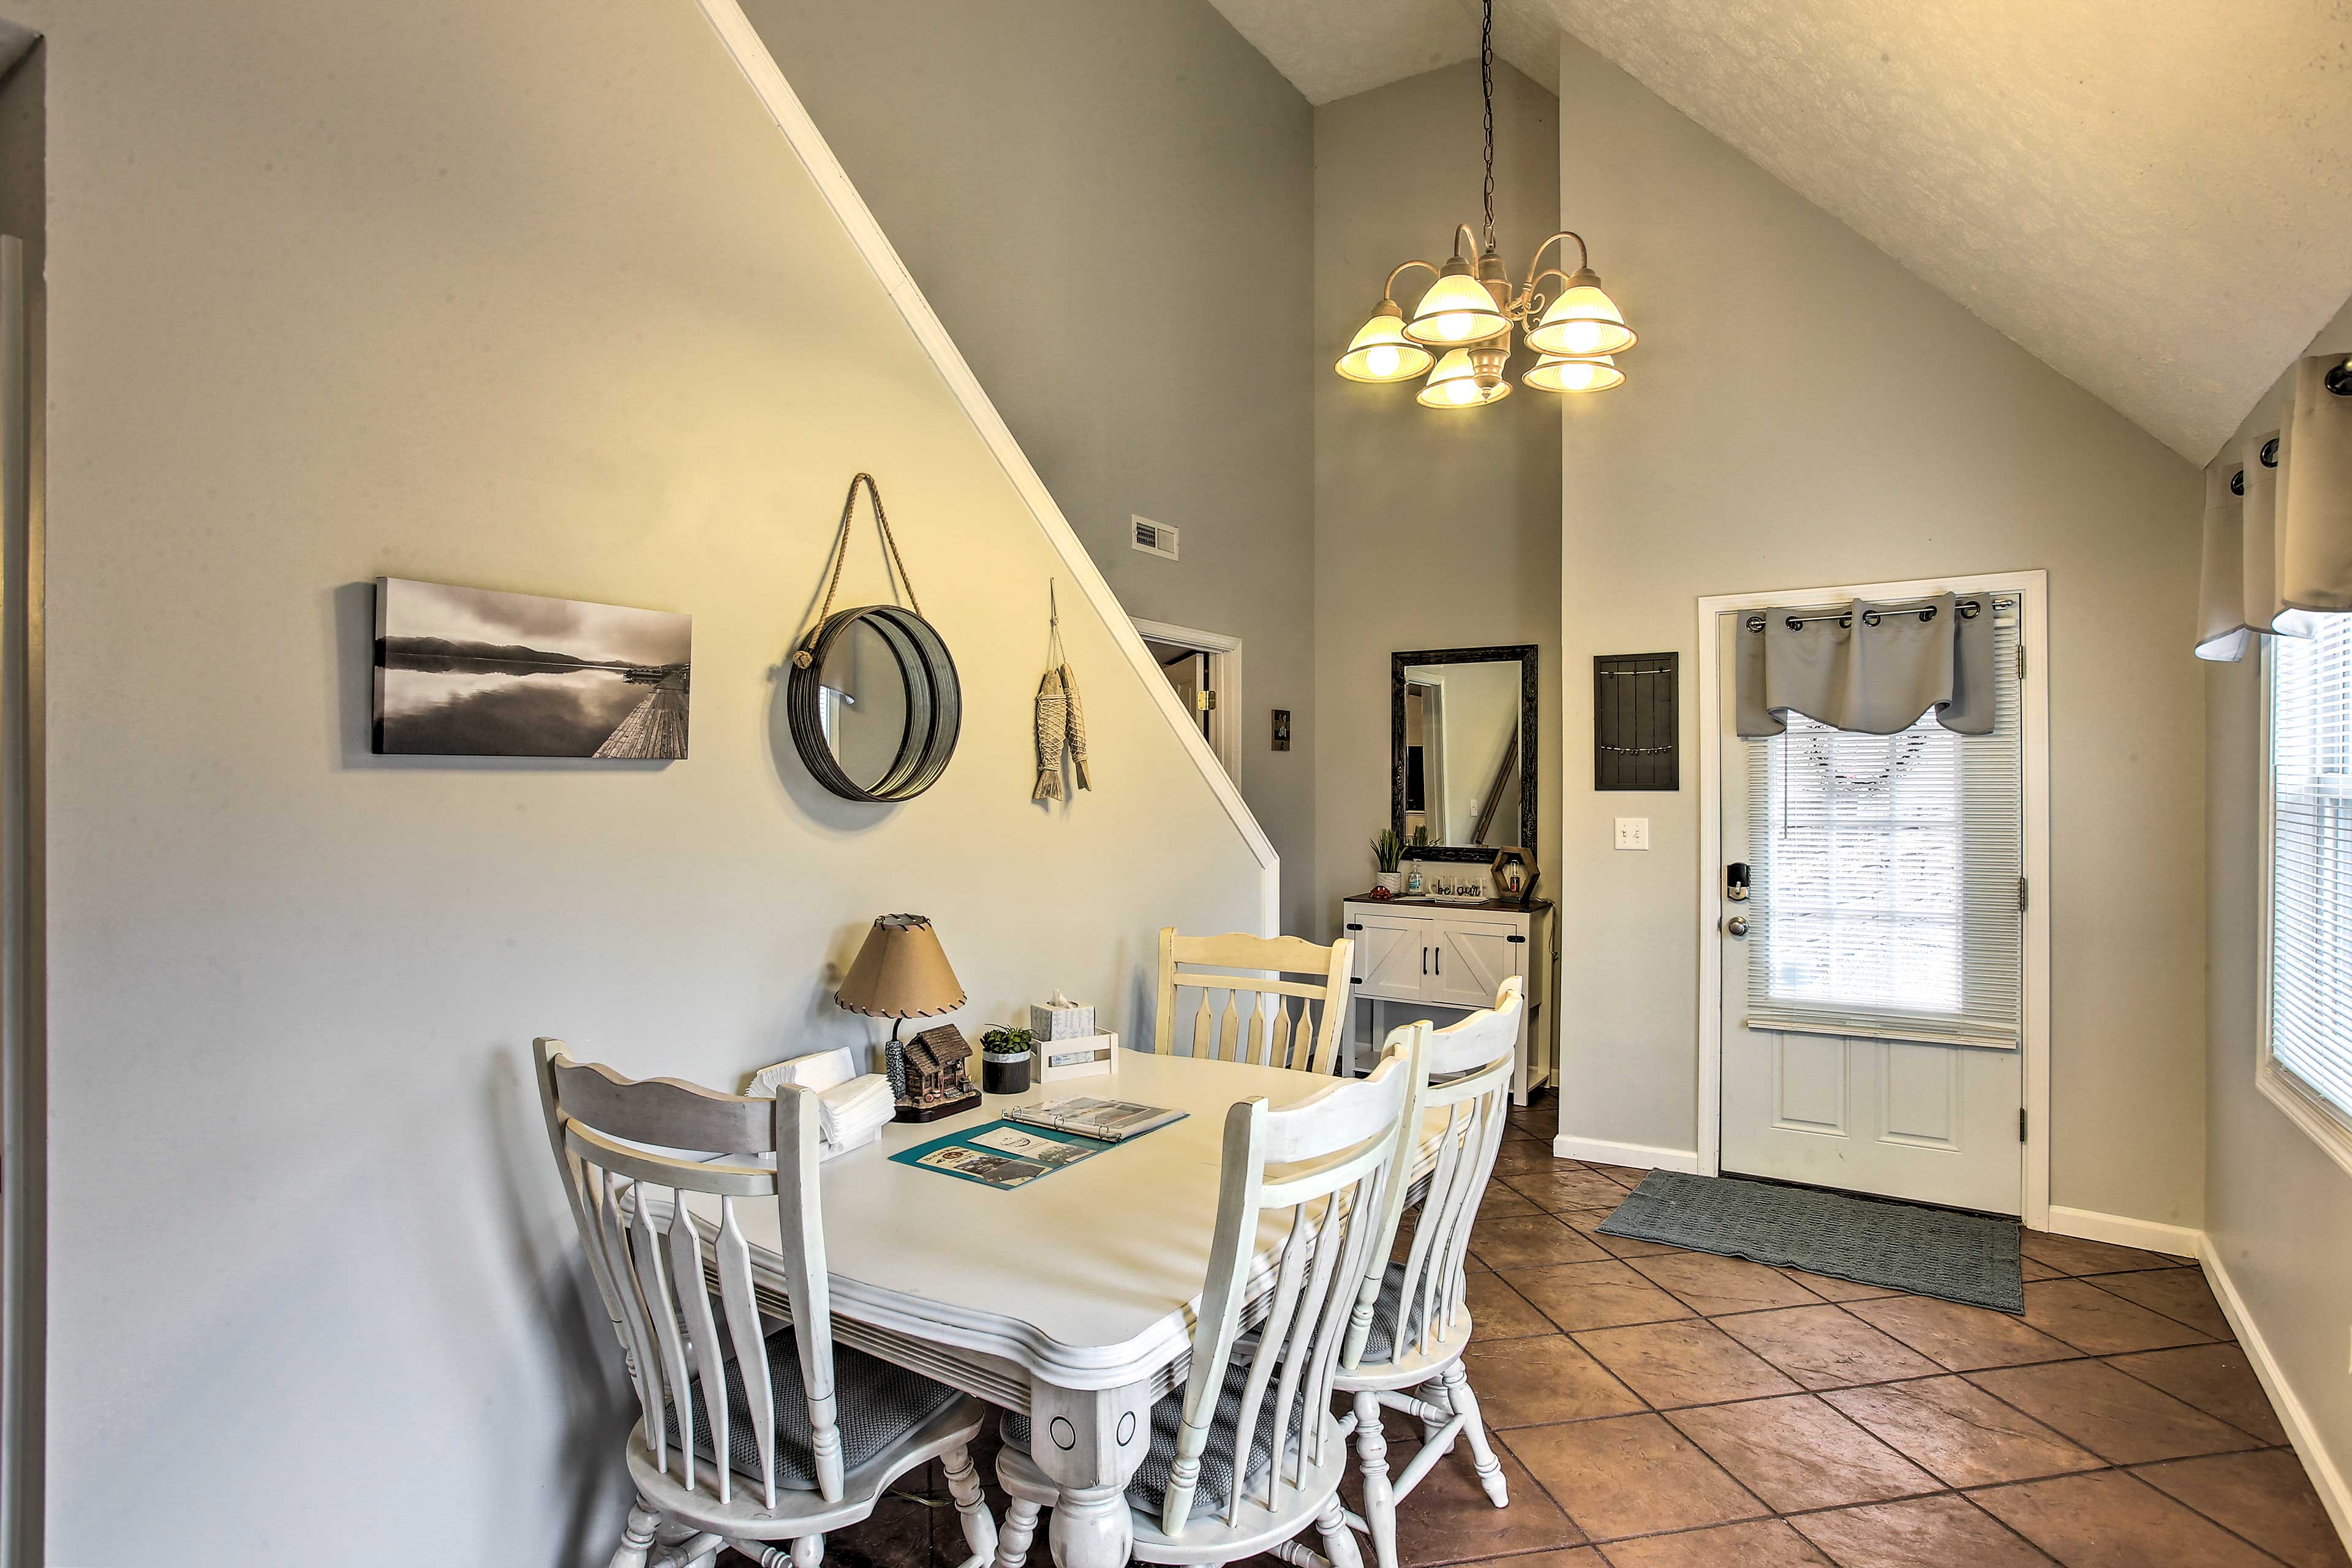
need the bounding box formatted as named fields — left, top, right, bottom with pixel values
left=899, top=1023, right=982, bottom=1122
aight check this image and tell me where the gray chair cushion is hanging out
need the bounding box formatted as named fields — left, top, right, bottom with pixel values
left=1003, top=1344, right=1308, bottom=1522
left=1358, top=1260, right=1438, bottom=1365
left=662, top=1326, right=962, bottom=1491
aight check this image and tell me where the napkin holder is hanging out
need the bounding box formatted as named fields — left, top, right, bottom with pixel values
left=748, top=1048, right=893, bottom=1159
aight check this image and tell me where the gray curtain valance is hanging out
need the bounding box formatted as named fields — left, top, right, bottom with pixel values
left=2196, top=351, right=2352, bottom=662
left=1736, top=592, right=1996, bottom=739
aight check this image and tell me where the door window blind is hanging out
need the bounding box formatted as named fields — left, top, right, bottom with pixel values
left=1744, top=606, right=2023, bottom=1047
left=2268, top=612, right=2352, bottom=1124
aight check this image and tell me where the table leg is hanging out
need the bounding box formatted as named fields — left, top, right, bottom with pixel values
left=1029, top=1378, right=1153, bottom=1568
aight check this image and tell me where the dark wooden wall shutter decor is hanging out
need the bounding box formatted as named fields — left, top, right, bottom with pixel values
left=1594, top=652, right=1678, bottom=791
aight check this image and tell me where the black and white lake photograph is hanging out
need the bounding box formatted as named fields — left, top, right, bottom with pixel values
left=372, top=578, right=692, bottom=758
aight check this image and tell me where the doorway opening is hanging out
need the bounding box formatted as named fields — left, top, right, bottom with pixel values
left=1133, top=618, right=1242, bottom=786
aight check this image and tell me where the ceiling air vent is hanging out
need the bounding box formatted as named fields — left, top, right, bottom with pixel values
left=1131, top=515, right=1178, bottom=561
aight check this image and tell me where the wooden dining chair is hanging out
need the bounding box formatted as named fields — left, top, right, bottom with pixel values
left=1152, top=927, right=1357, bottom=1076
left=535, top=1040, right=999, bottom=1568
left=1331, top=979, right=1524, bottom=1568
left=991, top=1037, right=1420, bottom=1568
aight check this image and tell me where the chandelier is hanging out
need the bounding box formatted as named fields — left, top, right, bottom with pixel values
left=1335, top=0, right=1635, bottom=407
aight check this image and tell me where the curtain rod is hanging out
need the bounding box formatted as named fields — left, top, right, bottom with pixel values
left=1744, top=594, right=2015, bottom=635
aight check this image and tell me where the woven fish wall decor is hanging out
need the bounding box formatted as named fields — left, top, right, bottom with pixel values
left=1033, top=581, right=1092, bottom=801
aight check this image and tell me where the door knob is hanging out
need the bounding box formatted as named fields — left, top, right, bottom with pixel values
left=1725, top=915, right=1749, bottom=938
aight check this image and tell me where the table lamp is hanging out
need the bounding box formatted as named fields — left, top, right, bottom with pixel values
left=838, top=913, right=967, bottom=1114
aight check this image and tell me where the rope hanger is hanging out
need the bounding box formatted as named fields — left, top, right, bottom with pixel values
left=794, top=473, right=925, bottom=669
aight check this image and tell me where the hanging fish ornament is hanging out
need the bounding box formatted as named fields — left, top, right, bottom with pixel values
left=1059, top=655, right=1091, bottom=791
left=1033, top=665, right=1067, bottom=801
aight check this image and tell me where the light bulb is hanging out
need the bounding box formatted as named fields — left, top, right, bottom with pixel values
left=1556, top=320, right=1605, bottom=355
left=1436, top=311, right=1472, bottom=341
left=1365, top=344, right=1400, bottom=378
left=1445, top=378, right=1479, bottom=405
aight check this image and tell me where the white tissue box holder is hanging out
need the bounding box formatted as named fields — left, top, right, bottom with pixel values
left=1031, top=997, right=1098, bottom=1040
left=1037, top=1031, right=1118, bottom=1082
left=747, top=1047, right=890, bottom=1160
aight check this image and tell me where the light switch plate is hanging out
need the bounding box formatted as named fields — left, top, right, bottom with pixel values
left=1614, top=816, right=1651, bottom=851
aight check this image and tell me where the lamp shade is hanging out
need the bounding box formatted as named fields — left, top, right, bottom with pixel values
left=1523, top=353, right=1624, bottom=393
left=1526, top=270, right=1635, bottom=357
left=1404, top=267, right=1509, bottom=346
left=1336, top=303, right=1435, bottom=383
left=837, top=913, right=965, bottom=1019
left=1417, top=348, right=1511, bottom=409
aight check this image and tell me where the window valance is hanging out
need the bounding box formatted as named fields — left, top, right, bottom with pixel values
left=2198, top=352, right=2352, bottom=662
left=1735, top=592, right=1996, bottom=739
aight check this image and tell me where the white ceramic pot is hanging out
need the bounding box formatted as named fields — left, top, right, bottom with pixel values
left=1373, top=870, right=1404, bottom=895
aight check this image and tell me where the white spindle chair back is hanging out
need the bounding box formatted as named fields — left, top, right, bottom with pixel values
left=1156, top=1042, right=1414, bottom=1537
left=1152, top=928, right=1357, bottom=1076
left=1341, top=977, right=1523, bottom=1371
left=535, top=1041, right=843, bottom=1512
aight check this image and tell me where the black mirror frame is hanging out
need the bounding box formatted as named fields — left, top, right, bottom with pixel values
left=788, top=604, right=962, bottom=802
left=1392, top=644, right=1539, bottom=862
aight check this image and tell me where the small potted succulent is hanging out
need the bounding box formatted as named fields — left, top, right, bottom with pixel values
left=1370, top=827, right=1406, bottom=897
left=979, top=1027, right=1035, bottom=1095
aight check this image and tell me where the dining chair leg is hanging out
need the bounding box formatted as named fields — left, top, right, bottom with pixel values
left=1314, top=1491, right=1365, bottom=1568
left=1441, top=1363, right=1507, bottom=1507
left=1415, top=1378, right=1446, bottom=1445
left=943, top=1442, right=1000, bottom=1568
left=610, top=1494, right=663, bottom=1568
left=995, top=1498, right=1042, bottom=1568
left=1351, top=1390, right=1399, bottom=1568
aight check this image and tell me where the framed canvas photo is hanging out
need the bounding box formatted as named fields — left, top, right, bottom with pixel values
left=373, top=578, right=691, bottom=758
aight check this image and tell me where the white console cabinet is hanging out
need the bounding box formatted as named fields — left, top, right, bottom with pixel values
left=1341, top=897, right=1555, bottom=1104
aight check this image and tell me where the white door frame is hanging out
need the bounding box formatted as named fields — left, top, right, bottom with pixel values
left=1694, top=569, right=2051, bottom=1229
left=1133, top=618, right=1242, bottom=787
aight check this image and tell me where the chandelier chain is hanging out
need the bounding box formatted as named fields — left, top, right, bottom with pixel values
left=1480, top=0, right=1495, bottom=252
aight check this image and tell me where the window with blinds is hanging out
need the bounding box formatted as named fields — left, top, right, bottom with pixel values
left=2266, top=612, right=2352, bottom=1133
left=1745, top=607, right=2024, bottom=1047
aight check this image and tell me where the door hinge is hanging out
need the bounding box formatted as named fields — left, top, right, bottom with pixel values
left=2019, top=1107, right=2028, bottom=1143
left=1507, top=933, right=1527, bottom=944
left=2018, top=877, right=2029, bottom=913
left=1345, top=922, right=1363, bottom=931
left=1198, top=689, right=1216, bottom=712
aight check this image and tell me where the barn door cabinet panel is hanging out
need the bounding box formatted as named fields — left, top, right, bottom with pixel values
left=1341, top=897, right=1555, bottom=1106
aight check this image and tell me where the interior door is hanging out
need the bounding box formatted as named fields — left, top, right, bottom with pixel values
left=1714, top=609, right=2023, bottom=1215
left=1158, top=649, right=1210, bottom=740
left=1428, top=919, right=1511, bottom=1009
left=1351, top=914, right=1424, bottom=1001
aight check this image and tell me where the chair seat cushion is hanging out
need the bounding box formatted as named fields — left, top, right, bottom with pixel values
left=662, top=1325, right=962, bottom=1491
left=1003, top=1346, right=1308, bottom=1521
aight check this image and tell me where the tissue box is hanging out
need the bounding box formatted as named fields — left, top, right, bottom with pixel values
left=1030, top=997, right=1097, bottom=1040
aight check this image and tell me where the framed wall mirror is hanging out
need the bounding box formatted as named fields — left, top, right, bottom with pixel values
left=1392, top=644, right=1537, bottom=861
left=788, top=604, right=962, bottom=802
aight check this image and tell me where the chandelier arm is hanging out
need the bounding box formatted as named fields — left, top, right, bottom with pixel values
left=1453, top=223, right=1480, bottom=262
left=1520, top=233, right=1590, bottom=295
left=1383, top=258, right=1442, bottom=301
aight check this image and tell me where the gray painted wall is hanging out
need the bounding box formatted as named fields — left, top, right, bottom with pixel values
left=18, top=1, right=1267, bottom=1559
left=2204, top=293, right=2352, bottom=1511
left=1312, top=62, right=1562, bottom=936
left=1550, top=34, right=2209, bottom=1227
left=742, top=0, right=1321, bottom=935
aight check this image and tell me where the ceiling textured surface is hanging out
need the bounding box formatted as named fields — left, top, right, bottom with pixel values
left=1209, top=0, right=2352, bottom=459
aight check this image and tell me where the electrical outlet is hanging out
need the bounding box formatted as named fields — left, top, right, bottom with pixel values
left=1614, top=816, right=1650, bottom=851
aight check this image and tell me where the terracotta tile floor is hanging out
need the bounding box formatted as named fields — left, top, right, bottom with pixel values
left=722, top=1095, right=2349, bottom=1568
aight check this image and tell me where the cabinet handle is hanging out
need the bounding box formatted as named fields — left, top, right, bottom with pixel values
left=1435, top=946, right=1442, bottom=976
left=1422, top=947, right=1428, bottom=976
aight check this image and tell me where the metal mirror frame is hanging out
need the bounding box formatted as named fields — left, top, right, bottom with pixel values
left=788, top=604, right=962, bottom=803
left=1391, top=643, right=1539, bottom=862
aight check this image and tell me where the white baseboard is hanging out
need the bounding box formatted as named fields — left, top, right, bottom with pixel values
left=2045, top=1205, right=2203, bottom=1259
left=1551, top=1134, right=1698, bottom=1173
left=2198, top=1237, right=2352, bottom=1551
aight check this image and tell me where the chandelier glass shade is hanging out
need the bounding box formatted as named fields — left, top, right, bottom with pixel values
left=1335, top=303, right=1435, bottom=383
left=1337, top=0, right=1635, bottom=410
left=1523, top=353, right=1623, bottom=393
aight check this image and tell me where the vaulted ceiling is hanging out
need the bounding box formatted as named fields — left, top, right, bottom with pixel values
left=1208, top=0, right=2352, bottom=461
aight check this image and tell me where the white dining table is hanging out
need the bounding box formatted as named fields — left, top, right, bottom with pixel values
left=691, top=1049, right=1425, bottom=1568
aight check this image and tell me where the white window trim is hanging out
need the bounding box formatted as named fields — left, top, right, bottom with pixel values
left=1695, top=569, right=2051, bottom=1230
left=2255, top=639, right=2352, bottom=1181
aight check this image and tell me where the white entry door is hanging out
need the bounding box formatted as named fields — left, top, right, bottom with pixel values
left=1713, top=604, right=2026, bottom=1216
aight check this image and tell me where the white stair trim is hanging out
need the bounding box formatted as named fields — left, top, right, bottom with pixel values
left=690, top=0, right=1280, bottom=933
